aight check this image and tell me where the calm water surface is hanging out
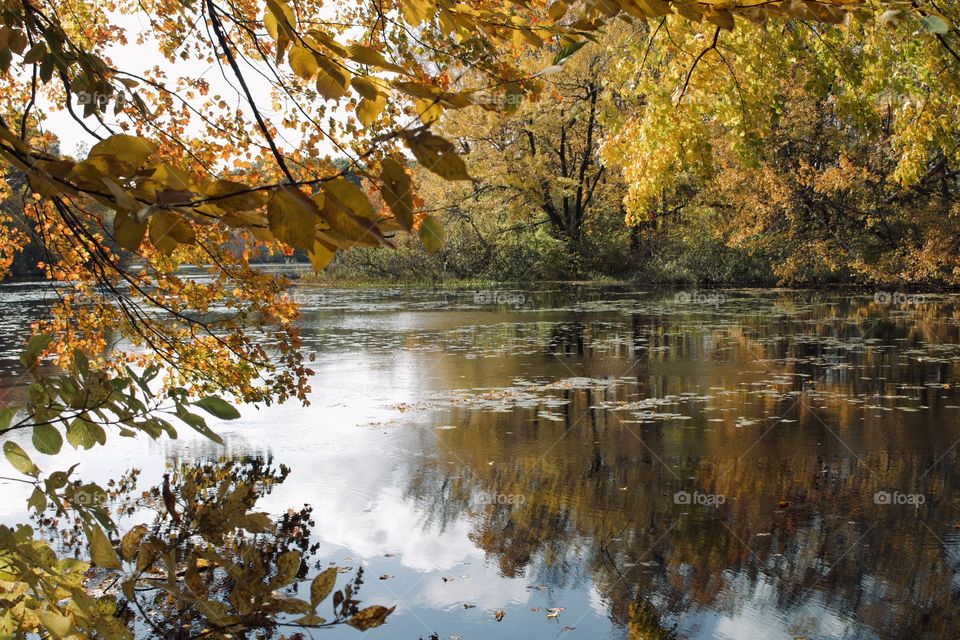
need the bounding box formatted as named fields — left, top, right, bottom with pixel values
left=2, top=283, right=960, bottom=639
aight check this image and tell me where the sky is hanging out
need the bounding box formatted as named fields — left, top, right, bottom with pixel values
left=38, top=4, right=347, bottom=160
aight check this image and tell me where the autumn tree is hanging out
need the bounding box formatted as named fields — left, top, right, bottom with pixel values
left=601, top=3, right=960, bottom=284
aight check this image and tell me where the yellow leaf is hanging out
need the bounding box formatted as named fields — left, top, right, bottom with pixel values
left=268, top=186, right=319, bottom=250
left=266, top=0, right=296, bottom=31
left=405, top=132, right=471, bottom=181
left=401, top=0, right=433, bottom=26
left=315, top=56, right=351, bottom=100
left=88, top=525, right=121, bottom=569
left=120, top=524, right=149, bottom=562
left=319, top=198, right=382, bottom=246
left=113, top=211, right=147, bottom=252
left=307, top=240, right=335, bottom=273
left=357, top=95, right=386, bottom=126
left=351, top=76, right=383, bottom=100
left=413, top=98, right=442, bottom=124
left=206, top=180, right=266, bottom=212
left=348, top=605, right=395, bottom=631
left=547, top=1, right=567, bottom=21
left=270, top=550, right=301, bottom=588
left=308, top=29, right=348, bottom=57
left=88, top=134, right=158, bottom=174
left=39, top=611, right=73, bottom=638
left=289, top=45, right=318, bottom=80
left=324, top=177, right=375, bottom=220
left=380, top=158, right=414, bottom=230
left=23, top=43, right=46, bottom=64
left=674, top=2, right=703, bottom=21
left=310, top=567, right=337, bottom=606
left=345, top=44, right=404, bottom=73
left=706, top=8, right=735, bottom=30
left=149, top=211, right=195, bottom=256
left=101, top=177, right=139, bottom=211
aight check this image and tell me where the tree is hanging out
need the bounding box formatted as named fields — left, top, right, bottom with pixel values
left=429, top=28, right=631, bottom=242
left=600, top=5, right=960, bottom=283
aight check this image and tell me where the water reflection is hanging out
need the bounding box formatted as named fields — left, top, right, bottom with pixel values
left=390, top=290, right=960, bottom=639
left=2, top=285, right=960, bottom=639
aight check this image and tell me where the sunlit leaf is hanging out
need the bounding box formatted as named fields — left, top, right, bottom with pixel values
left=88, top=525, right=121, bottom=569
left=289, top=45, right=318, bottom=80
left=32, top=424, right=63, bottom=455
left=4, top=441, right=39, bottom=476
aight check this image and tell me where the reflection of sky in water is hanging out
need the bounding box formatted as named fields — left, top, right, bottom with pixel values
left=1, top=283, right=960, bottom=639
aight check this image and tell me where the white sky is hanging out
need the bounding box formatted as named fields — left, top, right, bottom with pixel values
left=39, top=5, right=348, bottom=160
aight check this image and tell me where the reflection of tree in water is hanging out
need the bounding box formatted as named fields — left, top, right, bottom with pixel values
left=405, top=294, right=960, bottom=638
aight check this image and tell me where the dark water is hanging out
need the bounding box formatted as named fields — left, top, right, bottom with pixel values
left=2, top=284, right=960, bottom=639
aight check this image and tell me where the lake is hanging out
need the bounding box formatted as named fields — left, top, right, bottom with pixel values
left=1, top=283, right=959, bottom=639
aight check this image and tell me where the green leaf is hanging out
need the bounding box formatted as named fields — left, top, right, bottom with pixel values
left=32, top=424, right=63, bottom=455
left=88, top=524, right=122, bottom=569
left=0, top=406, right=18, bottom=431
left=193, top=397, right=241, bottom=420
left=27, top=487, right=47, bottom=512
left=175, top=406, right=224, bottom=444
left=419, top=215, right=445, bottom=254
left=20, top=333, right=53, bottom=368
left=552, top=40, right=586, bottom=65
left=921, top=14, right=949, bottom=34
left=66, top=418, right=106, bottom=450
left=4, top=441, right=39, bottom=476
left=39, top=611, right=74, bottom=638
left=310, top=567, right=337, bottom=606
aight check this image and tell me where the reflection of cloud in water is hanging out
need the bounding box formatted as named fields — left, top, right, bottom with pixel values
left=673, top=572, right=869, bottom=640
left=418, top=565, right=532, bottom=610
